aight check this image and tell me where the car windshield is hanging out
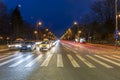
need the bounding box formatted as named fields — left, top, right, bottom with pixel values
left=41, top=41, right=49, bottom=44
left=13, top=41, right=22, bottom=44
left=24, top=42, right=33, bottom=44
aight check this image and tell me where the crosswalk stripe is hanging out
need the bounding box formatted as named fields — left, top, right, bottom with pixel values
left=94, top=55, right=120, bottom=67
left=9, top=55, right=33, bottom=67
left=25, top=54, right=42, bottom=67
left=112, top=55, right=120, bottom=59
left=0, top=54, right=17, bottom=61
left=76, top=54, right=96, bottom=68
left=86, top=55, right=113, bottom=68
left=103, top=55, right=120, bottom=61
left=41, top=53, right=54, bottom=67
left=67, top=54, right=80, bottom=68
left=57, top=54, right=63, bottom=67
left=0, top=55, right=24, bottom=66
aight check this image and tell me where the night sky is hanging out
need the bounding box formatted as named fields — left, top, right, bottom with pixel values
left=3, top=0, right=96, bottom=37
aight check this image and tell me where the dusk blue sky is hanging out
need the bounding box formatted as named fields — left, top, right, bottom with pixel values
left=3, top=0, right=96, bottom=37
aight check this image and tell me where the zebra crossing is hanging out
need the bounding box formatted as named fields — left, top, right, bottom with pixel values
left=0, top=53, right=120, bottom=69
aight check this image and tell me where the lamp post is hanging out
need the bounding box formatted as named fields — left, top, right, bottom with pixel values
left=34, top=30, right=38, bottom=42
left=115, top=0, right=119, bottom=50
left=78, top=30, right=81, bottom=42
left=36, top=21, right=42, bottom=40
left=74, top=21, right=80, bottom=41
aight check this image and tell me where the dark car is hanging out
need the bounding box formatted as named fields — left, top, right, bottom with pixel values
left=20, top=41, right=36, bottom=51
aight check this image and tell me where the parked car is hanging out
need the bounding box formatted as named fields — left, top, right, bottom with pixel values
left=20, top=41, right=36, bottom=51
left=39, top=41, right=52, bottom=51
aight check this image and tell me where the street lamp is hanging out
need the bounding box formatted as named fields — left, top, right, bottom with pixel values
left=45, top=28, right=49, bottom=32
left=115, top=0, right=119, bottom=49
left=38, top=21, right=42, bottom=26
left=74, top=21, right=80, bottom=41
left=36, top=21, right=42, bottom=40
left=37, top=21, right=42, bottom=29
left=74, top=21, right=78, bottom=25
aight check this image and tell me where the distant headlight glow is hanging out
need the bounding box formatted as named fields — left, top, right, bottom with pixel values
left=27, top=45, right=32, bottom=48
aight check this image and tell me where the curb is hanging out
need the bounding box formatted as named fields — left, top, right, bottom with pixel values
left=0, top=49, right=9, bottom=52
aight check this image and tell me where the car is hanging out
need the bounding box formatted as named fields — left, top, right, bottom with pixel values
left=51, top=40, right=57, bottom=47
left=7, top=41, right=23, bottom=50
left=80, top=38, right=86, bottom=43
left=20, top=41, right=36, bottom=51
left=39, top=41, right=52, bottom=51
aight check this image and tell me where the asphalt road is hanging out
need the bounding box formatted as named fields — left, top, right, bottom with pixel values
left=0, top=41, right=120, bottom=80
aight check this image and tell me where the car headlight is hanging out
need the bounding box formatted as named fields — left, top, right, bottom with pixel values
left=8, top=45, right=12, bottom=48
left=19, top=45, right=22, bottom=48
left=15, top=44, right=21, bottom=47
left=27, top=45, right=32, bottom=48
left=46, top=45, right=49, bottom=48
left=39, top=45, right=42, bottom=48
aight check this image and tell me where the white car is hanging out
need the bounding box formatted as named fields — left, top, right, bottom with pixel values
left=7, top=41, right=22, bottom=50
left=39, top=41, right=52, bottom=51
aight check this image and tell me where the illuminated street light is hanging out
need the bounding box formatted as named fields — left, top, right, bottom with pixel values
left=78, top=30, right=81, bottom=34
left=37, top=21, right=42, bottom=26
left=118, top=32, right=120, bottom=36
left=74, top=21, right=78, bottom=25
left=36, top=21, right=42, bottom=40
left=118, top=32, right=120, bottom=41
left=34, top=30, right=38, bottom=34
left=46, top=28, right=48, bottom=31
left=0, top=36, right=3, bottom=40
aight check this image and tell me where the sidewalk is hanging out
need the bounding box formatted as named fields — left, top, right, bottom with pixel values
left=0, top=45, right=9, bottom=52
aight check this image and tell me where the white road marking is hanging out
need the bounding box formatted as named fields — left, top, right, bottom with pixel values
left=57, top=54, right=63, bottom=67
left=95, top=55, right=120, bottom=67
left=25, top=54, right=42, bottom=67
left=103, top=55, right=120, bottom=61
left=0, top=55, right=24, bottom=66
left=86, top=55, right=113, bottom=68
left=0, top=55, right=8, bottom=58
left=9, top=55, right=33, bottom=67
left=67, top=54, right=80, bottom=68
left=0, top=54, right=17, bottom=61
left=41, top=53, right=54, bottom=67
left=76, top=54, right=96, bottom=68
